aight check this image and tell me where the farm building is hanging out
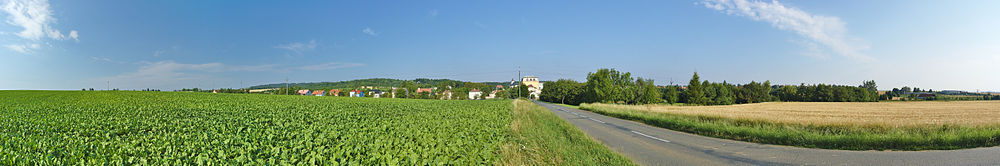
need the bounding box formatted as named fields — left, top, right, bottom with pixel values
left=487, top=90, right=500, bottom=99
left=312, top=90, right=325, bottom=96
left=521, top=76, right=543, bottom=100
left=248, top=88, right=275, bottom=93
left=297, top=89, right=311, bottom=95
left=440, top=90, right=453, bottom=100
left=350, top=90, right=363, bottom=97
left=416, top=88, right=433, bottom=94
left=917, top=93, right=936, bottom=99
left=370, top=90, right=383, bottom=98
left=469, top=89, right=483, bottom=99
left=329, top=89, right=341, bottom=96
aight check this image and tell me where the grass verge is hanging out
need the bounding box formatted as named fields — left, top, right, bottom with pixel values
left=499, top=100, right=635, bottom=165
left=580, top=103, right=1000, bottom=151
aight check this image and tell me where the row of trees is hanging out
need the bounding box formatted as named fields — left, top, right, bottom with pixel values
left=772, top=83, right=877, bottom=102
left=541, top=69, right=660, bottom=105
left=660, top=72, right=773, bottom=105
left=541, top=69, right=879, bottom=105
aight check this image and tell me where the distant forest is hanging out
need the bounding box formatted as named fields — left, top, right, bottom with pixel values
left=249, top=78, right=510, bottom=90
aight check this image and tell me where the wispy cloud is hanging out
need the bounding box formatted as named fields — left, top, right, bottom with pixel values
left=1, top=0, right=79, bottom=53
left=89, top=56, right=132, bottom=64
left=105, top=60, right=364, bottom=89
left=362, top=27, right=378, bottom=36
left=4, top=43, right=38, bottom=54
left=104, top=61, right=225, bottom=90
left=298, top=62, right=365, bottom=71
left=275, top=40, right=317, bottom=56
left=698, top=0, right=871, bottom=61
left=473, top=21, right=488, bottom=29
left=153, top=49, right=166, bottom=57
left=429, top=9, right=439, bottom=17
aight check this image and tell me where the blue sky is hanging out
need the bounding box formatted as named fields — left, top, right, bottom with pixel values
left=1, top=0, right=998, bottom=91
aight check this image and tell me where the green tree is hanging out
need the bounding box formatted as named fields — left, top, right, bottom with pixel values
left=518, top=83, right=530, bottom=99
left=860, top=80, right=877, bottom=92
left=661, top=86, right=680, bottom=104
left=684, top=72, right=706, bottom=105
left=703, top=81, right=715, bottom=104
left=634, top=78, right=661, bottom=104
left=584, top=69, right=613, bottom=103
left=540, top=79, right=585, bottom=104
left=775, top=85, right=798, bottom=101
left=713, top=81, right=735, bottom=105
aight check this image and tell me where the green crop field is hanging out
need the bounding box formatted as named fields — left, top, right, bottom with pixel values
left=0, top=91, right=512, bottom=165
left=0, top=91, right=632, bottom=165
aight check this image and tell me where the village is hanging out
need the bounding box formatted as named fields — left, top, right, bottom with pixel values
left=236, top=76, right=545, bottom=100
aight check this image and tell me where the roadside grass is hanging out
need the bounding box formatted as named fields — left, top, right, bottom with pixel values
left=580, top=103, right=1000, bottom=151
left=499, top=100, right=635, bottom=165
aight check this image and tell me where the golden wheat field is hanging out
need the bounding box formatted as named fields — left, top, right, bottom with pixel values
left=583, top=101, right=1000, bottom=127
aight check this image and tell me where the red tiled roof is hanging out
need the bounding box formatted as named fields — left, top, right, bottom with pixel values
left=312, top=90, right=325, bottom=95
left=416, top=88, right=433, bottom=93
left=470, top=89, right=481, bottom=92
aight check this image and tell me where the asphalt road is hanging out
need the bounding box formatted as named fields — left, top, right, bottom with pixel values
left=533, top=101, right=1000, bottom=166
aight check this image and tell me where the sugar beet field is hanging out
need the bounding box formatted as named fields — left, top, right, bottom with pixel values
left=0, top=91, right=511, bottom=165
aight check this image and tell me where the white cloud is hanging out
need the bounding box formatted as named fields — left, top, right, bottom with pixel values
left=362, top=27, right=378, bottom=36
left=790, top=39, right=828, bottom=59
left=275, top=40, right=317, bottom=56
left=104, top=61, right=222, bottom=90
left=68, top=30, right=77, bottom=41
left=698, top=0, right=871, bottom=61
left=298, top=62, right=365, bottom=71
left=153, top=49, right=165, bottom=57
left=4, top=43, right=38, bottom=53
left=90, top=56, right=114, bottom=63
left=105, top=61, right=364, bottom=89
left=1, top=0, right=79, bottom=53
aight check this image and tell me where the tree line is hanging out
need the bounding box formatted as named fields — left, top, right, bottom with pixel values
left=540, top=69, right=660, bottom=105
left=541, top=68, right=879, bottom=105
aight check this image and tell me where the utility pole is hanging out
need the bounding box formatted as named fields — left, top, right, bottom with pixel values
left=285, top=77, right=289, bottom=95
left=517, top=66, right=521, bottom=99
left=107, top=81, right=110, bottom=91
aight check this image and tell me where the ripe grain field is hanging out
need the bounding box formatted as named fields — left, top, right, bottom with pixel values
left=581, top=101, right=1000, bottom=150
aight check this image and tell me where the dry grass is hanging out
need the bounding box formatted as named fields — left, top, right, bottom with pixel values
left=585, top=101, right=1000, bottom=127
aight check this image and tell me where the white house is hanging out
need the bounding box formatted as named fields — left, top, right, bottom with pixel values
left=469, top=89, right=483, bottom=100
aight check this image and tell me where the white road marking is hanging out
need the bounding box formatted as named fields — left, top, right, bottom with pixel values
left=556, top=107, right=606, bottom=124
left=631, top=130, right=671, bottom=143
